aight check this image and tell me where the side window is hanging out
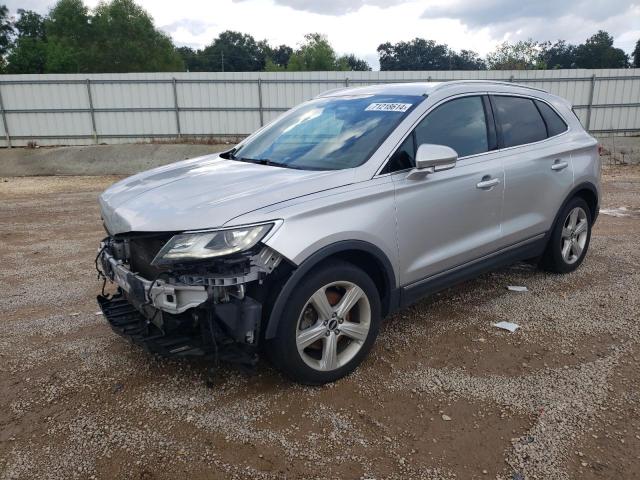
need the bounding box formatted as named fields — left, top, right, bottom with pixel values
left=535, top=100, right=568, bottom=137
left=382, top=133, right=415, bottom=174
left=492, top=96, right=547, bottom=148
left=414, top=96, right=489, bottom=158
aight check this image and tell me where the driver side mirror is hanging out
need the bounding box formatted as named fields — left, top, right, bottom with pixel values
left=408, top=144, right=458, bottom=179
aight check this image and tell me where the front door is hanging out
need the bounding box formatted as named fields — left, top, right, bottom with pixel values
left=390, top=95, right=505, bottom=287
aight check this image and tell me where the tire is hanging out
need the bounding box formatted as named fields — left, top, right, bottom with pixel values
left=266, top=260, right=381, bottom=385
left=541, top=197, right=592, bottom=273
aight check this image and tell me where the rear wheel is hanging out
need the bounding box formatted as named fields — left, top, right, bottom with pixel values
left=267, top=260, right=381, bottom=385
left=541, top=197, right=592, bottom=273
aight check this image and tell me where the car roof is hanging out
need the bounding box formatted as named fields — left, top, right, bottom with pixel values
left=319, top=80, right=549, bottom=98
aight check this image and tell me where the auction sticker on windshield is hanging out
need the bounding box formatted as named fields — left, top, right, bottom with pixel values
left=365, top=102, right=412, bottom=112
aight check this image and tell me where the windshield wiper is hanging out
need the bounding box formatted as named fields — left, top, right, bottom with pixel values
left=236, top=157, right=304, bottom=170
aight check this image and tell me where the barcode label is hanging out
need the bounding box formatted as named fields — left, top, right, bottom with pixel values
left=365, top=103, right=412, bottom=112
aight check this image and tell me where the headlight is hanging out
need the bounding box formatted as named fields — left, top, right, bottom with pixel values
left=151, top=223, right=273, bottom=266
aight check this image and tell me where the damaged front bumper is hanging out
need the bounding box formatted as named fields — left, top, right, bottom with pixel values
left=96, top=236, right=284, bottom=367
left=99, top=248, right=208, bottom=314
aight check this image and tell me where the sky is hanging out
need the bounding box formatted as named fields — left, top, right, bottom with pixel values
left=5, top=0, right=640, bottom=70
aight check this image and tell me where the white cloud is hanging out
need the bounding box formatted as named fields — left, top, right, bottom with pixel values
left=143, top=0, right=499, bottom=69
left=234, top=0, right=411, bottom=15
left=425, top=0, right=635, bottom=26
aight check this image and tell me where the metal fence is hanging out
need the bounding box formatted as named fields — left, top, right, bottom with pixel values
left=0, top=69, right=638, bottom=147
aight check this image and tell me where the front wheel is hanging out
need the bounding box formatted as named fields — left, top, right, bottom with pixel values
left=266, top=260, right=381, bottom=385
left=541, top=197, right=592, bottom=273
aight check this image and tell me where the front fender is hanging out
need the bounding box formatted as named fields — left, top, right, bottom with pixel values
left=263, top=240, right=398, bottom=339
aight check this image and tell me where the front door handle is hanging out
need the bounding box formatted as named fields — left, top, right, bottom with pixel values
left=476, top=177, right=500, bottom=189
left=551, top=160, right=569, bottom=171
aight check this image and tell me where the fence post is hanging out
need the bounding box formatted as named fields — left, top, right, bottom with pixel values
left=257, top=78, right=264, bottom=127
left=86, top=79, right=98, bottom=144
left=172, top=78, right=182, bottom=138
left=585, top=74, right=597, bottom=132
left=0, top=83, right=11, bottom=148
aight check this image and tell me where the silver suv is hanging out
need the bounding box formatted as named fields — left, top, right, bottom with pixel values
left=97, top=81, right=600, bottom=384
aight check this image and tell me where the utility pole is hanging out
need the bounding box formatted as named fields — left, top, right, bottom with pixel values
left=221, top=50, right=224, bottom=72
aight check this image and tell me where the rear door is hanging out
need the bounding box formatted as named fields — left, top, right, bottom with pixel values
left=491, top=95, right=573, bottom=246
left=389, top=95, right=505, bottom=286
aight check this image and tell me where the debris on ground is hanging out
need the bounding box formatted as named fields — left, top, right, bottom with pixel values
left=600, top=206, right=635, bottom=217
left=493, top=321, right=520, bottom=333
left=507, top=286, right=529, bottom=292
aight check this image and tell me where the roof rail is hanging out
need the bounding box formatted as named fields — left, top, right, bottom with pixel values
left=430, top=79, right=548, bottom=94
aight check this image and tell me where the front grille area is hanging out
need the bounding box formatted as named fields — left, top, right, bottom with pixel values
left=127, top=234, right=172, bottom=279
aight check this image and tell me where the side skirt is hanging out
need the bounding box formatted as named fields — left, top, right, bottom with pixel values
left=399, top=234, right=547, bottom=308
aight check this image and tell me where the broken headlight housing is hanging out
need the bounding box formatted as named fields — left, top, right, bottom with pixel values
left=151, top=223, right=274, bottom=266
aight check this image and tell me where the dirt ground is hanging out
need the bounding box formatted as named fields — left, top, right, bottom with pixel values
left=1, top=167, right=639, bottom=480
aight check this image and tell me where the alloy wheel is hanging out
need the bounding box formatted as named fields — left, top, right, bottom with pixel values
left=560, top=206, right=588, bottom=264
left=295, top=281, right=371, bottom=372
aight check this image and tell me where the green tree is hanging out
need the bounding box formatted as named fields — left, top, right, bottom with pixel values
left=378, top=38, right=483, bottom=70
left=633, top=39, right=640, bottom=68
left=90, top=0, right=183, bottom=72
left=0, top=4, right=12, bottom=53
left=176, top=46, right=206, bottom=71
left=23, top=0, right=183, bottom=73
left=6, top=9, right=47, bottom=73
left=574, top=31, right=628, bottom=68
left=539, top=40, right=577, bottom=69
left=44, top=0, right=92, bottom=73
left=378, top=38, right=449, bottom=70
left=199, top=31, right=267, bottom=71
left=337, top=53, right=371, bottom=71
left=264, top=58, right=285, bottom=71
left=449, top=49, right=485, bottom=70
left=0, top=4, right=14, bottom=70
left=269, top=44, right=293, bottom=69
left=14, top=8, right=45, bottom=38
left=287, top=33, right=341, bottom=71
left=486, top=39, right=544, bottom=70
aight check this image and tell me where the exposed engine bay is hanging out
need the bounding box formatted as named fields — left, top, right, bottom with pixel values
left=96, top=233, right=285, bottom=379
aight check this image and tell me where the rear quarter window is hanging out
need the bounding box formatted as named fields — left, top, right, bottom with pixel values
left=492, top=96, right=547, bottom=148
left=535, top=100, right=568, bottom=137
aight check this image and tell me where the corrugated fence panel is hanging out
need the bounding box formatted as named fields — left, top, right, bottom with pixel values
left=0, top=69, right=638, bottom=146
left=182, top=111, right=260, bottom=136
left=591, top=107, right=640, bottom=132
left=0, top=80, right=92, bottom=145
left=177, top=72, right=260, bottom=136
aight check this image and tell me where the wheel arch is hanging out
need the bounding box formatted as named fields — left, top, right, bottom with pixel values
left=544, top=181, right=599, bottom=249
left=571, top=183, right=599, bottom=224
left=263, top=240, right=398, bottom=340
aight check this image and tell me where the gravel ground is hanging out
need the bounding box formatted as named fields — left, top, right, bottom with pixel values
left=1, top=167, right=639, bottom=480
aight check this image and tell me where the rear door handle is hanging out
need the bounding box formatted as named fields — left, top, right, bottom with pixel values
left=551, top=160, right=569, bottom=171
left=476, top=177, right=500, bottom=189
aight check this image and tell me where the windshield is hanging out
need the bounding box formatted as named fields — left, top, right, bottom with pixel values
left=229, top=94, right=423, bottom=170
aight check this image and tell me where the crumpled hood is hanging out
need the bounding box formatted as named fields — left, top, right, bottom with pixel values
left=99, top=154, right=354, bottom=235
